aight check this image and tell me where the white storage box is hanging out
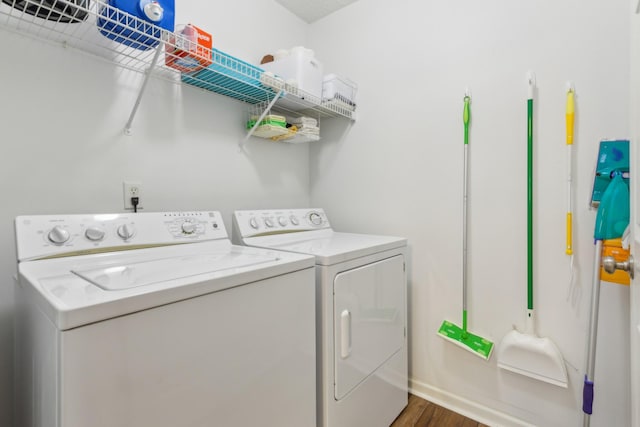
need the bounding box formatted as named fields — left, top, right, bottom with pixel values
left=322, top=74, right=357, bottom=103
left=262, top=48, right=324, bottom=99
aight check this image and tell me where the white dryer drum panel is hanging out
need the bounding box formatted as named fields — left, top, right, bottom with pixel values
left=333, top=255, right=405, bottom=400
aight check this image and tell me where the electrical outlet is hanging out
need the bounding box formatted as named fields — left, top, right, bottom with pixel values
left=123, top=181, right=143, bottom=210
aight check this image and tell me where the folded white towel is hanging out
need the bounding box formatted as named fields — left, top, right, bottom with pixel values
left=288, top=116, right=318, bottom=127
left=298, top=127, right=320, bottom=136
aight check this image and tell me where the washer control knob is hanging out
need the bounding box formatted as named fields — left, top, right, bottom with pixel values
left=278, top=216, right=288, bottom=226
left=264, top=218, right=274, bottom=228
left=85, top=226, right=105, bottom=242
left=309, top=212, right=323, bottom=226
left=117, top=224, right=136, bottom=240
left=290, top=215, right=299, bottom=226
left=181, top=221, right=196, bottom=234
left=48, top=226, right=70, bottom=244
left=249, top=218, right=259, bottom=229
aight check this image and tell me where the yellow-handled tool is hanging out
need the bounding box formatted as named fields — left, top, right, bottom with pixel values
left=566, top=85, right=575, bottom=255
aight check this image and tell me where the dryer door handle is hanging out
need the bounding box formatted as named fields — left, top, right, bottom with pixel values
left=340, top=310, right=351, bottom=359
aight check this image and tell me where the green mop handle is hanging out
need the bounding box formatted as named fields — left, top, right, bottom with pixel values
left=462, top=95, right=470, bottom=334
left=464, top=96, right=470, bottom=145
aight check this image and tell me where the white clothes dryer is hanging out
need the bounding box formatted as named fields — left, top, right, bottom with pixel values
left=232, top=208, right=408, bottom=427
left=14, top=211, right=316, bottom=427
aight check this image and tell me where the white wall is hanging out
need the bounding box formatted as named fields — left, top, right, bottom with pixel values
left=309, top=0, right=630, bottom=425
left=0, top=2, right=309, bottom=426
left=1, top=1, right=633, bottom=426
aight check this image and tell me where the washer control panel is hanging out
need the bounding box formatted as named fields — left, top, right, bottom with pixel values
left=15, top=211, right=226, bottom=261
left=233, top=208, right=330, bottom=238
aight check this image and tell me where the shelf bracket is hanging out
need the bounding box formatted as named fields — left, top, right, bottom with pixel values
left=240, top=90, right=284, bottom=147
left=124, top=41, right=165, bottom=136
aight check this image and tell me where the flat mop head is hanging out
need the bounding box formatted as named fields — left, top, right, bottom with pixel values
left=438, top=320, right=494, bottom=360
left=497, top=329, right=568, bottom=388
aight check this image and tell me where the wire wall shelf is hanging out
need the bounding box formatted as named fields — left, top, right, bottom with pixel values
left=0, top=0, right=356, bottom=136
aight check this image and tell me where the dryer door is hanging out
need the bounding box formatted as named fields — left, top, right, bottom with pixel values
left=334, top=255, right=405, bottom=400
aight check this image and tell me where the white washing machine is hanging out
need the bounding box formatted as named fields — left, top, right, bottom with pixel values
left=232, top=209, right=408, bottom=427
left=14, top=211, right=317, bottom=427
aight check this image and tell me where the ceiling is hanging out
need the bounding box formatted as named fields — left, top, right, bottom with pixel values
left=274, top=0, right=359, bottom=23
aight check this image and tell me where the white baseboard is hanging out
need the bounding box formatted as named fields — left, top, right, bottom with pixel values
left=409, top=379, right=535, bottom=427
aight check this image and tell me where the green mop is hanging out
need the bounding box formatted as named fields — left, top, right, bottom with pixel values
left=438, top=93, right=494, bottom=360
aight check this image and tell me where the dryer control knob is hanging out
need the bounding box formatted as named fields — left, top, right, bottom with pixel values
left=264, top=218, right=274, bottom=228
left=48, top=226, right=70, bottom=244
left=249, top=218, right=259, bottom=229
left=309, top=212, right=323, bottom=226
left=290, top=215, right=299, bottom=226
left=117, top=224, right=136, bottom=240
left=181, top=221, right=196, bottom=234
left=85, top=226, right=105, bottom=241
left=278, top=216, right=288, bottom=226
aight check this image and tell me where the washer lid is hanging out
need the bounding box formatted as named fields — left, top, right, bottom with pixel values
left=18, top=240, right=314, bottom=330
left=72, top=251, right=279, bottom=291
left=244, top=230, right=406, bottom=266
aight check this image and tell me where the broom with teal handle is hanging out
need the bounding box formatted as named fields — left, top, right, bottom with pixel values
left=437, top=92, right=494, bottom=360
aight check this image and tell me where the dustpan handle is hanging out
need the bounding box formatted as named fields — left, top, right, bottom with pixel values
left=527, top=75, right=535, bottom=312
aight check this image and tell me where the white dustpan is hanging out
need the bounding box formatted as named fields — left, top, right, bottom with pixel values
left=497, top=312, right=568, bottom=388
left=497, top=73, right=568, bottom=388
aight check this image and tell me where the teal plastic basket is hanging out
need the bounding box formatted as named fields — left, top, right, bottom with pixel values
left=181, top=49, right=279, bottom=103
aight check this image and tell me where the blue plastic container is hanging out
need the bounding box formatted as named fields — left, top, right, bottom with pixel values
left=97, top=0, right=175, bottom=51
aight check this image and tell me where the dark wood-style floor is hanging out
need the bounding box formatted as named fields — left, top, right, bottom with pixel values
left=390, top=394, right=489, bottom=427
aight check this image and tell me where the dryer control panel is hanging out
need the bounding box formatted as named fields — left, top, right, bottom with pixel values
left=233, top=209, right=330, bottom=238
left=15, top=211, right=227, bottom=261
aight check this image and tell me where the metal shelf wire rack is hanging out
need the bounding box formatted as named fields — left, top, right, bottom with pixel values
left=0, top=0, right=356, bottom=136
